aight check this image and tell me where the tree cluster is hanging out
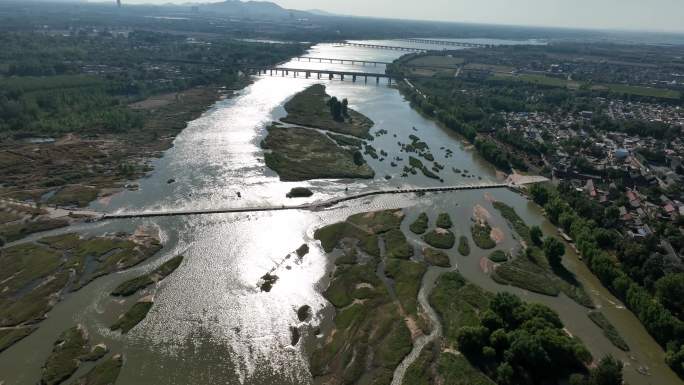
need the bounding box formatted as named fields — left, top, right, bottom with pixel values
left=529, top=183, right=684, bottom=378
left=457, top=291, right=593, bottom=385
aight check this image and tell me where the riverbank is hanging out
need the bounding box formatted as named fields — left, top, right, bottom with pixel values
left=0, top=85, right=224, bottom=211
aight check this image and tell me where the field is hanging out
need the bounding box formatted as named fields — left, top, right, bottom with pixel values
left=493, top=73, right=681, bottom=99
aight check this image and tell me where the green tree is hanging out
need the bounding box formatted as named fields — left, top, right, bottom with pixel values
left=543, top=237, right=565, bottom=266
left=589, top=355, right=623, bottom=385
left=529, top=184, right=550, bottom=206
left=655, top=273, right=684, bottom=317
left=341, top=98, right=348, bottom=115
left=456, top=326, right=489, bottom=357
left=530, top=225, right=543, bottom=246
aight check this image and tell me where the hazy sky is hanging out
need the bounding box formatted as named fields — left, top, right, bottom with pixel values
left=112, top=0, right=684, bottom=32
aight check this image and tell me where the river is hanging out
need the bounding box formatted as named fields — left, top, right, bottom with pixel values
left=0, top=39, right=680, bottom=385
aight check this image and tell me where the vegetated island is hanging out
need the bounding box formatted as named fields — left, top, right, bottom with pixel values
left=111, top=255, right=184, bottom=297
left=311, top=209, right=429, bottom=384
left=40, top=325, right=109, bottom=385
left=311, top=209, right=624, bottom=385
left=0, top=230, right=162, bottom=352
left=280, top=84, right=374, bottom=139
left=490, top=201, right=594, bottom=308
left=261, top=84, right=375, bottom=181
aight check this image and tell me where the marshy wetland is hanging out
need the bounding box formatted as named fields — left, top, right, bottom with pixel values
left=0, top=41, right=681, bottom=385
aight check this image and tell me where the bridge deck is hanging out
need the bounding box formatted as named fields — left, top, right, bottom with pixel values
left=295, top=57, right=390, bottom=66
left=337, top=43, right=428, bottom=52
left=253, top=67, right=392, bottom=78
left=398, top=38, right=493, bottom=48
left=101, top=183, right=519, bottom=220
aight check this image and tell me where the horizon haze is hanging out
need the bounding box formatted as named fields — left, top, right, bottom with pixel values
left=79, top=0, right=684, bottom=33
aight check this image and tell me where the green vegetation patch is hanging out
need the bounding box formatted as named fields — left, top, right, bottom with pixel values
left=436, top=213, right=453, bottom=229
left=281, top=84, right=374, bottom=138
left=471, top=222, right=496, bottom=250
left=492, top=201, right=531, bottom=244
left=383, top=228, right=414, bottom=259
left=402, top=342, right=438, bottom=385
left=423, top=228, right=456, bottom=249
left=409, top=212, right=429, bottom=235
left=0, top=242, right=66, bottom=326
left=385, top=259, right=427, bottom=316
left=110, top=301, right=153, bottom=334
left=69, top=236, right=163, bottom=290
left=41, top=326, right=90, bottom=385
left=286, top=187, right=313, bottom=198
left=492, top=253, right=560, bottom=296
left=588, top=311, right=629, bottom=351
left=437, top=353, right=496, bottom=385
left=430, top=272, right=491, bottom=343
left=48, top=185, right=99, bottom=207
left=328, top=133, right=364, bottom=148
left=458, top=236, right=470, bottom=256
left=423, top=248, right=451, bottom=268
left=262, top=125, right=374, bottom=181
left=111, top=255, right=184, bottom=297
left=0, top=326, right=37, bottom=353
left=74, top=354, right=123, bottom=385
left=39, top=233, right=82, bottom=250
left=314, top=209, right=403, bottom=256
left=493, top=249, right=593, bottom=307
left=488, top=250, right=508, bottom=263
left=0, top=218, right=69, bottom=243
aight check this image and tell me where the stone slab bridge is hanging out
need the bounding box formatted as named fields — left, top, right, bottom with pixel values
left=249, top=67, right=395, bottom=84
left=99, top=177, right=548, bottom=220
left=397, top=38, right=495, bottom=48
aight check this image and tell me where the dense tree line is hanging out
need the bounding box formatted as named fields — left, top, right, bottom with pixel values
left=590, top=114, right=680, bottom=140
left=529, top=183, right=684, bottom=378
left=453, top=287, right=621, bottom=385
left=0, top=31, right=305, bottom=137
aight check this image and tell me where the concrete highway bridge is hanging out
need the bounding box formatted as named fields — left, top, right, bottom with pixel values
left=249, top=67, right=395, bottom=84
left=397, top=38, right=494, bottom=48
left=336, top=42, right=429, bottom=53
left=99, top=179, right=547, bottom=220
left=294, top=56, right=391, bottom=66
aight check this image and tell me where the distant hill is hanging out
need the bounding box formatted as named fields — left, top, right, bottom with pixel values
left=306, top=9, right=337, bottom=17
left=203, top=0, right=311, bottom=19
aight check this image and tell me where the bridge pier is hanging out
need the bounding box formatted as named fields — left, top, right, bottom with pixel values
left=376, top=76, right=380, bottom=84
left=317, top=72, right=321, bottom=79
left=340, top=74, right=344, bottom=81
left=329, top=73, right=333, bottom=80
left=352, top=75, right=356, bottom=82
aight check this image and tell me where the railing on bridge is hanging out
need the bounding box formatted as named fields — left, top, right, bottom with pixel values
left=397, top=38, right=494, bottom=49
left=336, top=42, right=429, bottom=53
left=295, top=57, right=390, bottom=67
left=249, top=67, right=394, bottom=84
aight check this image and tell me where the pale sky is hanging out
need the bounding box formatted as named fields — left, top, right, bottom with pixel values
left=108, top=0, right=684, bottom=33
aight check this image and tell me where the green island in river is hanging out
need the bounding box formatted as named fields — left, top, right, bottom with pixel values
left=262, top=85, right=375, bottom=181
left=311, top=209, right=622, bottom=385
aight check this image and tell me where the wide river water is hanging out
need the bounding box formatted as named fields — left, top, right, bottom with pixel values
left=0, top=39, right=681, bottom=385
